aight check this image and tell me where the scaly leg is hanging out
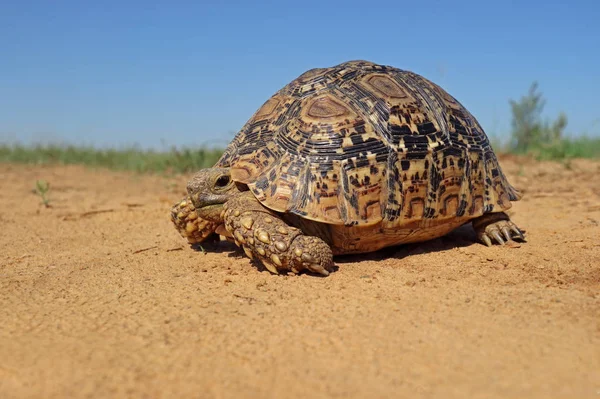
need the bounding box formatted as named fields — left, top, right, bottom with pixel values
left=222, top=192, right=333, bottom=276
left=171, top=196, right=219, bottom=244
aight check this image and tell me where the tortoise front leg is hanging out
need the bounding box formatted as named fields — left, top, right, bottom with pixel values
left=171, top=196, right=220, bottom=244
left=222, top=192, right=334, bottom=276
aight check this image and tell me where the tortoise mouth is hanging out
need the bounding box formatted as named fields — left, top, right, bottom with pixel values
left=196, top=203, right=225, bottom=223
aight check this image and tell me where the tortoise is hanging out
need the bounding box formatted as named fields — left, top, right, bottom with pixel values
left=171, top=60, right=525, bottom=276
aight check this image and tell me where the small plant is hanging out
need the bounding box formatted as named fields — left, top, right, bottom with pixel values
left=506, top=82, right=593, bottom=161
left=34, top=180, right=51, bottom=208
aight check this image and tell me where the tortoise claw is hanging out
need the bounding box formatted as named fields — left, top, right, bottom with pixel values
left=511, top=226, right=525, bottom=241
left=473, top=212, right=526, bottom=247
left=306, top=262, right=330, bottom=277
left=491, top=230, right=505, bottom=245
left=481, top=234, right=493, bottom=247
left=501, top=226, right=512, bottom=242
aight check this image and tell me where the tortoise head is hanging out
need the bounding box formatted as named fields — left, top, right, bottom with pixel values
left=186, top=167, right=245, bottom=223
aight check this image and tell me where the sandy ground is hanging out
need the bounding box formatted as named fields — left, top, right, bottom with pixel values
left=1, top=156, right=599, bottom=399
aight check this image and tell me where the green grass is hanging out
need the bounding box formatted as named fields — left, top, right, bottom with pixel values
left=0, top=144, right=225, bottom=174
left=493, top=136, right=600, bottom=161
left=524, top=136, right=600, bottom=160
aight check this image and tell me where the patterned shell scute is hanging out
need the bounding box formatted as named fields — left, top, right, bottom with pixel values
left=217, top=60, right=521, bottom=226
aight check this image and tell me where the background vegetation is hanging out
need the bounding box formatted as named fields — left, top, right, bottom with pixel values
left=1, top=83, right=599, bottom=173
left=494, top=82, right=600, bottom=160
left=0, top=144, right=223, bottom=174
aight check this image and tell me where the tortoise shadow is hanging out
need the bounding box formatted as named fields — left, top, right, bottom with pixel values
left=188, top=224, right=481, bottom=274
left=190, top=238, right=241, bottom=255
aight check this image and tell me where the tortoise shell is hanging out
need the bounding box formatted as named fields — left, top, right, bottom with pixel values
left=216, top=60, right=521, bottom=228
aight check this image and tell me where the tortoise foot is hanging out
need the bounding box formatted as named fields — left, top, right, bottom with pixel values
left=171, top=196, right=220, bottom=244
left=472, top=212, right=526, bottom=246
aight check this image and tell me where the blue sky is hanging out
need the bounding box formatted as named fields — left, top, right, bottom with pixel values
left=1, top=0, right=599, bottom=149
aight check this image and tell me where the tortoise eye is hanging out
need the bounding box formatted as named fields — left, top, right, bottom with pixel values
left=215, top=175, right=230, bottom=188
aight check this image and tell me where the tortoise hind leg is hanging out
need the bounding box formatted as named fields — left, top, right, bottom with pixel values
left=472, top=212, right=526, bottom=246
left=222, top=192, right=334, bottom=276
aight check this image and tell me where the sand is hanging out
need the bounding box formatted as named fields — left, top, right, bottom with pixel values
left=1, top=156, right=599, bottom=398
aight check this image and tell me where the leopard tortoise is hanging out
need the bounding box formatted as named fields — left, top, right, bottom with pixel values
left=171, top=60, right=525, bottom=276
